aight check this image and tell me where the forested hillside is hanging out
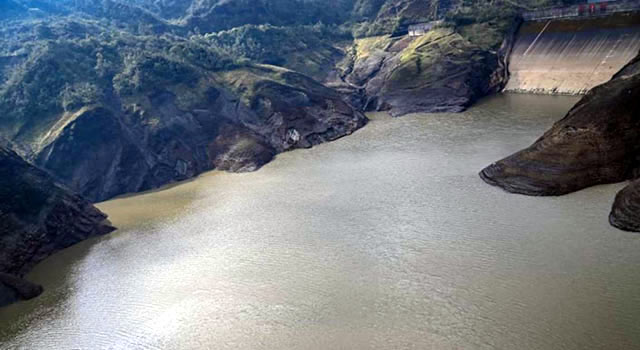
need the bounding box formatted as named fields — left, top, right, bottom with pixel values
left=0, top=0, right=566, bottom=202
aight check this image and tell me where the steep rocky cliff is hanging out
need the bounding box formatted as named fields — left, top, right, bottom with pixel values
left=330, top=15, right=519, bottom=116
left=480, top=52, right=640, bottom=231
left=0, top=21, right=366, bottom=202
left=480, top=53, right=640, bottom=196
left=29, top=62, right=365, bottom=202
left=0, top=146, right=114, bottom=306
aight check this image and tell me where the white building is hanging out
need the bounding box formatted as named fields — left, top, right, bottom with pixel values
left=408, top=21, right=442, bottom=37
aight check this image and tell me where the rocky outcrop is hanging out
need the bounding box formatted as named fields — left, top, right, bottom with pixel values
left=610, top=180, right=640, bottom=232
left=0, top=23, right=366, bottom=202
left=28, top=66, right=366, bottom=202
left=0, top=273, right=43, bottom=306
left=480, top=53, right=640, bottom=196
left=0, top=146, right=114, bottom=306
left=331, top=20, right=519, bottom=116
left=481, top=52, right=640, bottom=231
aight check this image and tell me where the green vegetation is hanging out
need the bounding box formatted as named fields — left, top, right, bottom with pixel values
left=0, top=0, right=577, bottom=144
left=387, top=27, right=485, bottom=90
left=200, top=23, right=351, bottom=79
left=351, top=0, right=438, bottom=38
left=443, top=0, right=571, bottom=50
left=0, top=18, right=243, bottom=144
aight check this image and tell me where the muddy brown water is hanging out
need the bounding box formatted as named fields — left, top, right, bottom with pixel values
left=1, top=94, right=640, bottom=349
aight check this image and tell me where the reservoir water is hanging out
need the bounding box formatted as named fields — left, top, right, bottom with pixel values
left=1, top=94, right=640, bottom=349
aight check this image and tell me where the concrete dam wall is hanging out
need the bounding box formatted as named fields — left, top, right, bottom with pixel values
left=504, top=12, right=640, bottom=94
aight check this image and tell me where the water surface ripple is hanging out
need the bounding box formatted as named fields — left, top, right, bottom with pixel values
left=1, top=94, right=639, bottom=349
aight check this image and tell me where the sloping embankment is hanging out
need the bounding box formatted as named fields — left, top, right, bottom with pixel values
left=504, top=12, right=640, bottom=94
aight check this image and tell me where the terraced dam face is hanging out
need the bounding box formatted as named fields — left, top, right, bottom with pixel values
left=505, top=12, right=640, bottom=94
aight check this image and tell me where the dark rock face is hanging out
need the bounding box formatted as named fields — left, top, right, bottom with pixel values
left=0, top=146, right=115, bottom=306
left=29, top=66, right=366, bottom=202
left=0, top=12, right=367, bottom=202
left=0, top=273, right=43, bottom=306
left=610, top=180, right=640, bottom=232
left=0, top=29, right=366, bottom=203
left=331, top=23, right=518, bottom=117
left=480, top=52, right=640, bottom=231
left=209, top=123, right=275, bottom=172
left=480, top=53, right=640, bottom=196
left=242, top=69, right=368, bottom=152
